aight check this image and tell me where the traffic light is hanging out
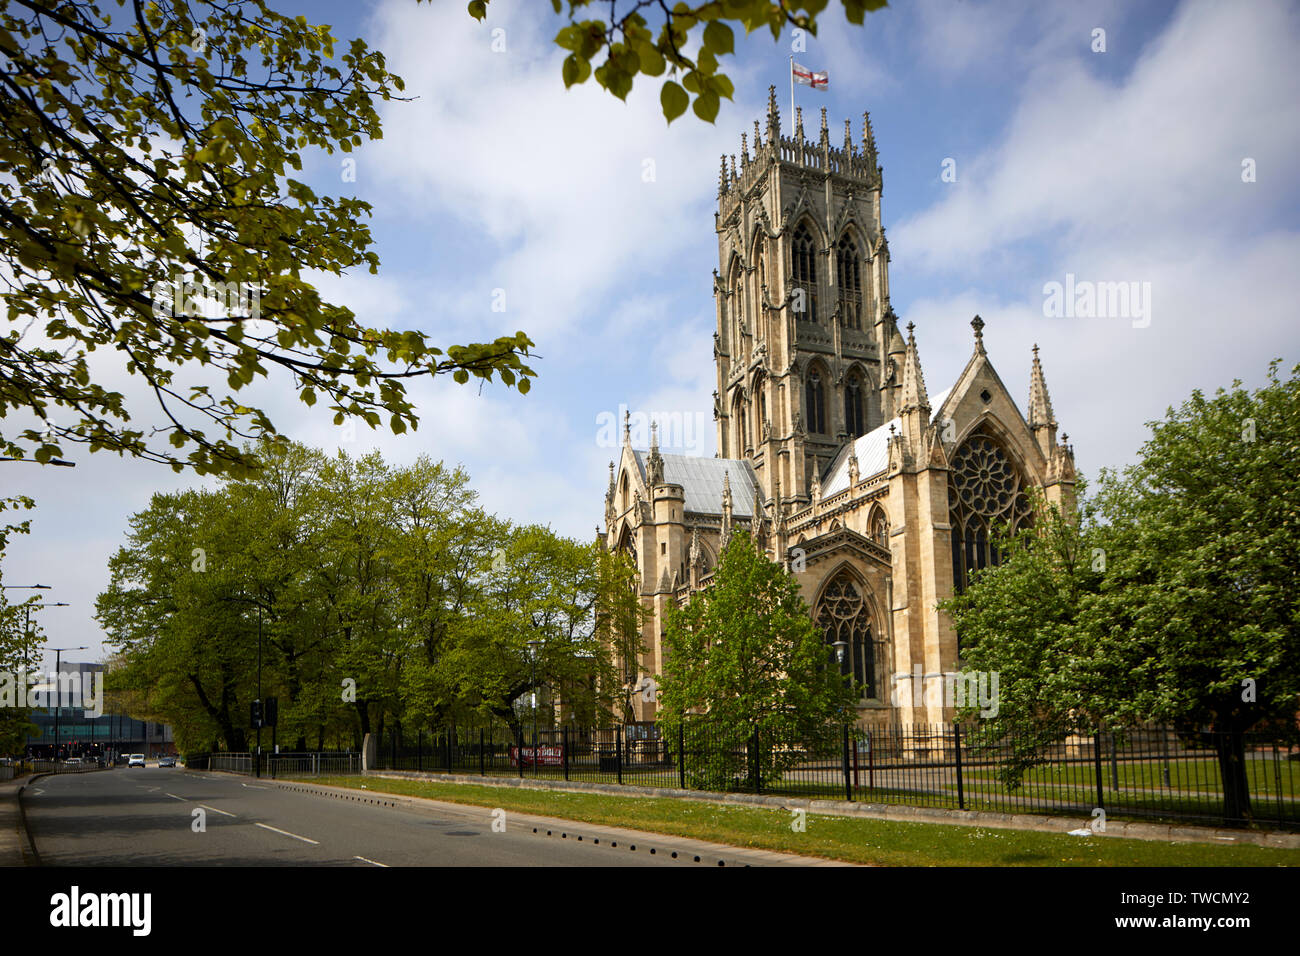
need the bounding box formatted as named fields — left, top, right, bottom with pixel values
left=250, top=699, right=263, bottom=729
left=264, top=696, right=278, bottom=728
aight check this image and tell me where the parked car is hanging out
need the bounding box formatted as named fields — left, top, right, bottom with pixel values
left=128, top=754, right=146, bottom=767
left=159, top=756, right=176, bottom=768
left=65, top=757, right=82, bottom=767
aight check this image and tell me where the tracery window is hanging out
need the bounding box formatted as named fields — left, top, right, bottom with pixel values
left=837, top=236, right=862, bottom=330
left=792, top=223, right=818, bottom=323
left=805, top=370, right=826, bottom=435
left=948, top=433, right=1033, bottom=592
left=870, top=508, right=889, bottom=548
left=845, top=373, right=866, bottom=438
left=816, top=573, right=887, bottom=700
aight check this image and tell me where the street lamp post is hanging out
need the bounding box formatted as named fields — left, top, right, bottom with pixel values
left=526, top=640, right=543, bottom=756
left=50, top=645, right=88, bottom=762
left=24, top=602, right=68, bottom=755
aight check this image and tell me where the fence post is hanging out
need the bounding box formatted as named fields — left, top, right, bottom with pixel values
left=391, top=728, right=397, bottom=770
left=953, top=722, right=964, bottom=811
left=480, top=728, right=485, bottom=776
left=616, top=725, right=624, bottom=785
left=563, top=726, right=570, bottom=781
left=1093, top=730, right=1105, bottom=810
left=868, top=730, right=874, bottom=790
left=517, top=727, right=524, bottom=778
left=418, top=730, right=423, bottom=774
left=678, top=723, right=686, bottom=790
left=842, top=724, right=852, bottom=802
left=446, top=729, right=452, bottom=772
left=750, top=728, right=761, bottom=793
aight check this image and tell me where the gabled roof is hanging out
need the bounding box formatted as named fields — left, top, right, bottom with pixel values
left=820, top=387, right=952, bottom=496
left=631, top=451, right=761, bottom=516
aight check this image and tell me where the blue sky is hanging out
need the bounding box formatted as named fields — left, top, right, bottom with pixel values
left=7, top=0, right=1300, bottom=669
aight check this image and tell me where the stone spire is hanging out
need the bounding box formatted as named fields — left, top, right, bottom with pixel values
left=689, top=526, right=702, bottom=584
left=740, top=132, right=749, bottom=167
left=811, top=456, right=822, bottom=504
left=622, top=408, right=630, bottom=446
left=646, top=421, right=664, bottom=485
left=795, top=106, right=805, bottom=143
left=862, top=111, right=878, bottom=166
left=843, top=118, right=854, bottom=154
left=819, top=106, right=829, bottom=145
left=718, top=154, right=728, bottom=197
left=971, top=314, right=986, bottom=356
left=604, top=461, right=616, bottom=525
left=754, top=119, right=763, bottom=153
left=899, top=322, right=930, bottom=415
left=766, top=84, right=780, bottom=142
left=720, top=470, right=734, bottom=544
left=770, top=470, right=784, bottom=532
left=1029, top=343, right=1058, bottom=457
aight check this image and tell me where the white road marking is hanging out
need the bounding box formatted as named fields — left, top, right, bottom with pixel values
left=241, top=782, right=268, bottom=790
left=197, top=803, right=236, bottom=818
left=255, top=822, right=319, bottom=845
left=164, top=792, right=186, bottom=801
left=353, top=855, right=389, bottom=867
left=29, top=788, right=44, bottom=795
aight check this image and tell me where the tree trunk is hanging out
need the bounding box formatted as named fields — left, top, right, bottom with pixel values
left=1213, top=723, right=1252, bottom=824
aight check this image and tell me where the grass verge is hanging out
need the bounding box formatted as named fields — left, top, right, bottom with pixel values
left=305, top=775, right=1299, bottom=867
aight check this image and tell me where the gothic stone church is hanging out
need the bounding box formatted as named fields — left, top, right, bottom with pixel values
left=602, top=89, right=1077, bottom=726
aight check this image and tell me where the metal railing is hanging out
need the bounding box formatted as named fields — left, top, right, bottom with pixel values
left=188, top=722, right=1300, bottom=830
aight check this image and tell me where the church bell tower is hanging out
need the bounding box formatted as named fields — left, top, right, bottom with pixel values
left=713, top=87, right=909, bottom=512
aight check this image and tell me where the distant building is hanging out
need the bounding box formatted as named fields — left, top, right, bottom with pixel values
left=24, top=661, right=174, bottom=759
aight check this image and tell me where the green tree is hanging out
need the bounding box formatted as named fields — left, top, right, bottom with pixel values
left=466, top=1, right=888, bottom=124
left=1, top=0, right=534, bottom=477
left=945, top=361, right=1300, bottom=822
left=658, top=530, right=855, bottom=791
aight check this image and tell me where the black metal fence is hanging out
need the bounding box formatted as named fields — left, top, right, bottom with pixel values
left=198, top=722, right=1300, bottom=831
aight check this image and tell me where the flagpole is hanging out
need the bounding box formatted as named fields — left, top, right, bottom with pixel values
left=789, top=55, right=795, bottom=139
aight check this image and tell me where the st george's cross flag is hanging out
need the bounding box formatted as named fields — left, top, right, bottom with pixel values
left=792, top=61, right=829, bottom=90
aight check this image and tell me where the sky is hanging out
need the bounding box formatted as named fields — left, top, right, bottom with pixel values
left=5, top=0, right=1299, bottom=671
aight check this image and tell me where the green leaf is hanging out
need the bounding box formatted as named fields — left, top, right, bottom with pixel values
left=702, top=20, right=734, bottom=56
left=692, top=89, right=720, bottom=123
left=562, top=53, right=591, bottom=88
left=660, top=80, right=688, bottom=123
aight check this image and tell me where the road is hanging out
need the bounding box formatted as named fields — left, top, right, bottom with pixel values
left=20, top=767, right=821, bottom=866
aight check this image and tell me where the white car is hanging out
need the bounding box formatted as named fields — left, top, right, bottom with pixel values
left=128, top=754, right=146, bottom=768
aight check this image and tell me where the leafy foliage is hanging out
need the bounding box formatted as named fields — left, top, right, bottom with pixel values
left=96, top=441, right=633, bottom=752
left=463, top=0, right=888, bottom=124
left=657, top=529, right=855, bottom=791
left=1, top=0, right=534, bottom=477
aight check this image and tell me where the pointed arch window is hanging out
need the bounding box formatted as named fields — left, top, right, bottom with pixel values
left=837, top=236, right=862, bottom=330
left=948, top=433, right=1033, bottom=594
left=792, top=223, right=818, bottom=323
left=871, top=508, right=889, bottom=548
left=805, top=370, right=826, bottom=435
left=816, top=573, right=888, bottom=699
left=727, top=259, right=744, bottom=356
left=733, top=393, right=748, bottom=457
left=845, top=372, right=866, bottom=438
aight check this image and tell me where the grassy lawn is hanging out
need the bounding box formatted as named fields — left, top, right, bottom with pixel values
left=305, top=774, right=1299, bottom=867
